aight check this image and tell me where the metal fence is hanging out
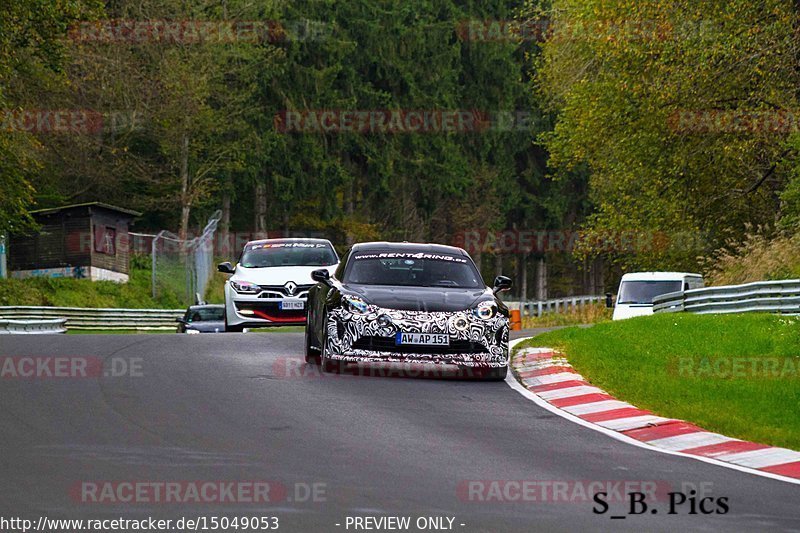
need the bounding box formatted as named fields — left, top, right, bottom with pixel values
left=508, top=295, right=604, bottom=317
left=151, top=211, right=221, bottom=305
left=653, top=279, right=800, bottom=315
left=0, top=306, right=183, bottom=330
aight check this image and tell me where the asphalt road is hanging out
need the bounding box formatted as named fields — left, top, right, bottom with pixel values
left=0, top=330, right=798, bottom=532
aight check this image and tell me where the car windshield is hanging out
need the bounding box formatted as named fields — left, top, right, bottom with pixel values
left=344, top=252, right=484, bottom=288
left=186, top=307, right=224, bottom=322
left=240, top=243, right=337, bottom=268
left=618, top=281, right=682, bottom=305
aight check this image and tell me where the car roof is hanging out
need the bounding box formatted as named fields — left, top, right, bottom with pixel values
left=244, top=237, right=333, bottom=246
left=350, top=241, right=469, bottom=256
left=620, top=272, right=703, bottom=281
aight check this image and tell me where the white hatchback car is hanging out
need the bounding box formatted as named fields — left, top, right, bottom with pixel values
left=218, top=238, right=339, bottom=331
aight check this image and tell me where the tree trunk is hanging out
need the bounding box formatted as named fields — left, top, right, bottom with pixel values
left=179, top=133, right=191, bottom=241
left=220, top=178, right=231, bottom=258
left=342, top=150, right=355, bottom=246
left=535, top=257, right=547, bottom=300
left=519, top=253, right=528, bottom=301
left=345, top=177, right=355, bottom=246
left=254, top=181, right=267, bottom=237
left=494, top=253, right=503, bottom=278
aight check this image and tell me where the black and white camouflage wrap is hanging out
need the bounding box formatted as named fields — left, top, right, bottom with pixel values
left=325, top=304, right=509, bottom=368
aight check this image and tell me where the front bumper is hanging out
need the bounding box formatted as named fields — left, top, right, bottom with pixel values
left=225, top=284, right=307, bottom=327
left=325, top=306, right=509, bottom=368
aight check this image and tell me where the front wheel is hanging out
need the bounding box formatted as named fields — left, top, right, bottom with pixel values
left=304, top=311, right=319, bottom=363
left=319, top=331, right=341, bottom=374
left=483, top=366, right=508, bottom=381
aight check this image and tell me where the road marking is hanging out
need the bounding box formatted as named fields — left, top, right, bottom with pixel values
left=518, top=365, right=576, bottom=377
left=538, top=385, right=605, bottom=400
left=522, top=372, right=581, bottom=386
left=680, top=440, right=768, bottom=457
left=581, top=407, right=652, bottom=423
left=506, top=338, right=800, bottom=486
left=531, top=380, right=591, bottom=393
left=648, top=432, right=736, bottom=452
left=714, top=448, right=800, bottom=469
left=596, top=415, right=674, bottom=432
left=562, top=399, right=632, bottom=415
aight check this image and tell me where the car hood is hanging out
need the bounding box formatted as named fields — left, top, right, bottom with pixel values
left=343, top=284, right=492, bottom=312
left=232, top=264, right=337, bottom=285
left=612, top=304, right=653, bottom=321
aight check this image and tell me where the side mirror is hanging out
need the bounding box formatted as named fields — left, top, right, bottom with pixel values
left=175, top=318, right=185, bottom=323
left=493, top=275, right=512, bottom=294
left=605, top=292, right=613, bottom=308
left=217, top=261, right=235, bottom=274
left=311, top=268, right=331, bottom=285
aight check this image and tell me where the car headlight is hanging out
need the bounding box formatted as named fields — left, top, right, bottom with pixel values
left=473, top=301, right=498, bottom=320
left=342, top=295, right=369, bottom=314
left=230, top=280, right=261, bottom=294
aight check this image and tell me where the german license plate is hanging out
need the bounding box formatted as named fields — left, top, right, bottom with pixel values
left=280, top=300, right=304, bottom=310
left=395, top=332, right=449, bottom=346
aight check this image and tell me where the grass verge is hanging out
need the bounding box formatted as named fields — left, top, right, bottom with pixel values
left=516, top=313, right=800, bottom=450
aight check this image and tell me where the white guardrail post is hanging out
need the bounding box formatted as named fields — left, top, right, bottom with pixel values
left=653, top=279, right=800, bottom=315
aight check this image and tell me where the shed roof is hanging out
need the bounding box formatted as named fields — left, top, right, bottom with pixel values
left=29, top=202, right=141, bottom=218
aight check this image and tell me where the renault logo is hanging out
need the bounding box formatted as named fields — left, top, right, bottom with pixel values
left=284, top=281, right=297, bottom=295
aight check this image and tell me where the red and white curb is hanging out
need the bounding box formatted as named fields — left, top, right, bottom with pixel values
left=505, top=339, right=800, bottom=485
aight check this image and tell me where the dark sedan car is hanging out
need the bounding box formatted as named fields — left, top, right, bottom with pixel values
left=176, top=304, right=226, bottom=334
left=304, top=242, right=512, bottom=379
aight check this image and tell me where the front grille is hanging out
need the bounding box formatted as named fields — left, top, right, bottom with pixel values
left=258, top=284, right=313, bottom=297
left=351, top=336, right=489, bottom=355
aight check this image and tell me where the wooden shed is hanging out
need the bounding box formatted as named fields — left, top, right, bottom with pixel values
left=9, top=203, right=141, bottom=283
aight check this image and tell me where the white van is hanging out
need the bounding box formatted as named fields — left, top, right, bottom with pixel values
left=611, top=272, right=704, bottom=321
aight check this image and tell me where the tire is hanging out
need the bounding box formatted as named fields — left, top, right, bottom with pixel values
left=319, top=326, right=341, bottom=374
left=483, top=366, right=508, bottom=381
left=304, top=311, right=320, bottom=363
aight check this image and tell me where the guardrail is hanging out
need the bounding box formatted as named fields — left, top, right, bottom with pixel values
left=653, top=279, right=800, bottom=315
left=509, top=295, right=604, bottom=317
left=0, top=318, right=67, bottom=334
left=0, top=306, right=184, bottom=330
